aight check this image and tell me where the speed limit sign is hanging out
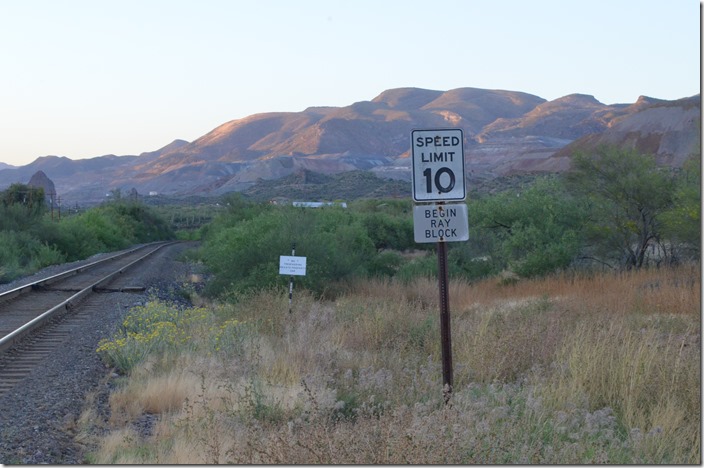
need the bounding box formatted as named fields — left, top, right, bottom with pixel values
left=411, top=129, right=465, bottom=202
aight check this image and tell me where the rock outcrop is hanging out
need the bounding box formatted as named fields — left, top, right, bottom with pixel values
left=27, top=170, right=57, bottom=204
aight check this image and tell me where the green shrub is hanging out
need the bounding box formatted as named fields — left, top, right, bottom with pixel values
left=468, top=176, right=586, bottom=278
left=202, top=206, right=377, bottom=297
left=367, top=251, right=403, bottom=277
left=0, top=230, right=66, bottom=282
left=52, top=201, right=174, bottom=261
left=360, top=212, right=414, bottom=251
left=0, top=195, right=174, bottom=283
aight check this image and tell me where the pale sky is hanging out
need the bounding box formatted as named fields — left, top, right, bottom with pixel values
left=0, top=0, right=700, bottom=166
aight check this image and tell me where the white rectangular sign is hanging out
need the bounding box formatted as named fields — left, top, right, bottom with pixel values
left=279, top=255, right=307, bottom=276
left=413, top=203, right=469, bottom=243
left=411, top=128, right=466, bottom=202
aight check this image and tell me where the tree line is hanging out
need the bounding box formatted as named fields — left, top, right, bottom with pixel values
left=196, top=146, right=700, bottom=297
left=0, top=186, right=174, bottom=283
left=1, top=145, right=698, bottom=290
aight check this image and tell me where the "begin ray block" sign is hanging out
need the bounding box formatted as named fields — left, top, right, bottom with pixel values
left=413, top=203, right=469, bottom=243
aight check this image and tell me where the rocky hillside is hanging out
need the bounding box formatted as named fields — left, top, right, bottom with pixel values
left=0, top=87, right=699, bottom=203
left=549, top=95, right=701, bottom=169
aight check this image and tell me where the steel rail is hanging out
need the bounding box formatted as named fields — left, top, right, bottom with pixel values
left=0, top=243, right=155, bottom=303
left=0, top=242, right=172, bottom=353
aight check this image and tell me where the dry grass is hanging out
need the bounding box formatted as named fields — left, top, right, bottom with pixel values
left=107, top=363, right=201, bottom=426
left=453, top=262, right=700, bottom=315
left=86, top=264, right=701, bottom=464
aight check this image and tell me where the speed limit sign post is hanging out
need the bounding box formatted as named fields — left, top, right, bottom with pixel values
left=411, top=128, right=465, bottom=202
left=411, top=128, right=467, bottom=404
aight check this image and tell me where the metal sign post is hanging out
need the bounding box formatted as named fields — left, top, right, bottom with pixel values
left=411, top=128, right=467, bottom=404
left=288, top=243, right=295, bottom=313
left=436, top=229, right=453, bottom=403
left=279, top=245, right=307, bottom=313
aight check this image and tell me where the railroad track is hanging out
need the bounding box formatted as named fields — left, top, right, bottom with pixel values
left=0, top=241, right=175, bottom=396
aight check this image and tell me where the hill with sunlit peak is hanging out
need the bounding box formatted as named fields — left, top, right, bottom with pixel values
left=0, top=87, right=698, bottom=203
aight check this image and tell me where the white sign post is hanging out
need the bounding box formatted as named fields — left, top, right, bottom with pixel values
left=411, top=128, right=465, bottom=202
left=280, top=246, right=307, bottom=313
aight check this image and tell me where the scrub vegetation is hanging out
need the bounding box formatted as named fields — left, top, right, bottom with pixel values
left=194, top=147, right=699, bottom=297
left=87, top=265, right=699, bottom=464
left=83, top=146, right=700, bottom=463
left=2, top=145, right=698, bottom=462
left=0, top=185, right=174, bottom=282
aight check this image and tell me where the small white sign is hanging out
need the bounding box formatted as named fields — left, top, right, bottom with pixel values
left=411, top=128, right=466, bottom=202
left=279, top=255, right=307, bottom=276
left=413, top=203, right=469, bottom=243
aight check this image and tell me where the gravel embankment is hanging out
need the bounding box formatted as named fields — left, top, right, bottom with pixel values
left=0, top=242, right=203, bottom=464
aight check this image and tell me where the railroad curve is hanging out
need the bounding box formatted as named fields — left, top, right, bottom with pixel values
left=0, top=241, right=201, bottom=463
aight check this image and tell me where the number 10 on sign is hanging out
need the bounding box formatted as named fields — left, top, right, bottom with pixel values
left=411, top=129, right=466, bottom=202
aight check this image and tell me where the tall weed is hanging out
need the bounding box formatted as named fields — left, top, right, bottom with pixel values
left=88, top=265, right=700, bottom=464
left=543, top=317, right=700, bottom=463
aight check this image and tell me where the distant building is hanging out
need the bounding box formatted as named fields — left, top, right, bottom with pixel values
left=149, top=191, right=158, bottom=196
left=292, top=201, right=347, bottom=208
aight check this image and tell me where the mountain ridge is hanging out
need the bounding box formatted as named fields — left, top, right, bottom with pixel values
left=0, top=87, right=699, bottom=203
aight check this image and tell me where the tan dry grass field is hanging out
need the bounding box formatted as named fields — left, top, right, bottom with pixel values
left=84, top=264, right=700, bottom=464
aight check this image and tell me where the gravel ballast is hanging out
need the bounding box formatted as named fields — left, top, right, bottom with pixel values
left=0, top=242, right=202, bottom=464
